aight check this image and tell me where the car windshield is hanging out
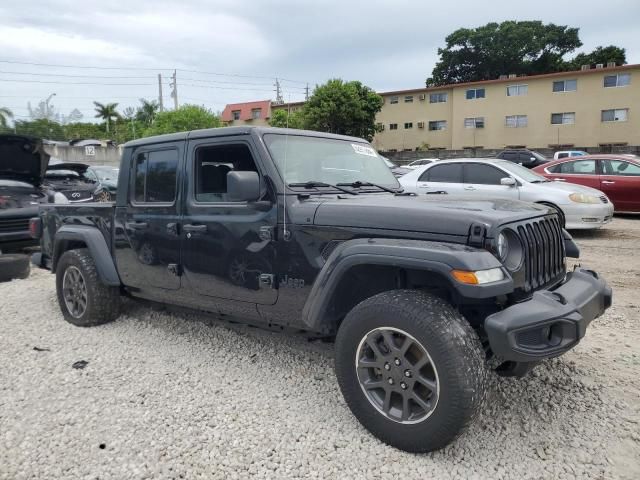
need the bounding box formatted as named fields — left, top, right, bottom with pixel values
left=495, top=161, right=549, bottom=183
left=93, top=168, right=119, bottom=181
left=263, top=134, right=400, bottom=189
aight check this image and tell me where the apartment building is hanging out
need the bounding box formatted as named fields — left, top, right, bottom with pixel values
left=374, top=64, right=640, bottom=152
left=221, top=64, right=640, bottom=151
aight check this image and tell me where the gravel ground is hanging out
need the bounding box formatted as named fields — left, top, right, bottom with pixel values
left=1, top=217, right=639, bottom=480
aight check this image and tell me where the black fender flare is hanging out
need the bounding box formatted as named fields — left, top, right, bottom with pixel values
left=301, top=238, right=514, bottom=332
left=52, top=225, right=121, bottom=286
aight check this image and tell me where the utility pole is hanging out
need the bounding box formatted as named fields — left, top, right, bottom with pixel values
left=158, top=74, right=164, bottom=112
left=305, top=83, right=309, bottom=101
left=170, top=70, right=179, bottom=110
left=274, top=78, right=283, bottom=104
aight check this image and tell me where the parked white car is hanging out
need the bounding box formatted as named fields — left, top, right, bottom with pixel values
left=406, top=158, right=438, bottom=169
left=399, top=159, right=614, bottom=229
left=554, top=150, right=588, bottom=160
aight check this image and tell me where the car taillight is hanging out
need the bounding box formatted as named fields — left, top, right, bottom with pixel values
left=29, top=217, right=42, bottom=239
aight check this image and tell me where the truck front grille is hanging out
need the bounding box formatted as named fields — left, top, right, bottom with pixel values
left=0, top=217, right=30, bottom=234
left=516, top=216, right=566, bottom=292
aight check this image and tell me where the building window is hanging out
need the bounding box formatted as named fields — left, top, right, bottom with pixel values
left=601, top=108, right=629, bottom=122
left=404, top=122, right=413, bottom=129
left=603, top=73, right=631, bottom=88
left=428, top=120, right=447, bottom=131
left=552, top=79, right=577, bottom=92
left=251, top=108, right=262, bottom=119
left=232, top=110, right=241, bottom=120
left=465, top=88, right=485, bottom=100
left=390, top=96, right=399, bottom=104
left=464, top=117, right=485, bottom=128
left=429, top=92, right=448, bottom=103
left=389, top=123, right=398, bottom=130
left=505, top=115, right=528, bottom=127
left=551, top=112, right=576, bottom=125
left=506, top=84, right=528, bottom=96
left=404, top=95, right=414, bottom=103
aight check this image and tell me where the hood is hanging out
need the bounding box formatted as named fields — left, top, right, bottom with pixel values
left=535, top=180, right=605, bottom=197
left=46, top=162, right=90, bottom=174
left=0, top=134, right=50, bottom=185
left=0, top=179, right=47, bottom=211
left=311, top=194, right=550, bottom=237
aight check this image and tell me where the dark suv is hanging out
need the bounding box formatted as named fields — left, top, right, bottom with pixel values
left=33, top=127, right=611, bottom=453
left=496, top=149, right=549, bottom=168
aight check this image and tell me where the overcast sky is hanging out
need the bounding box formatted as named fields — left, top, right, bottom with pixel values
left=1, top=0, right=638, bottom=122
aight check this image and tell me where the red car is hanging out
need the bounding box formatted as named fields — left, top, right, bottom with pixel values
left=533, top=154, right=640, bottom=213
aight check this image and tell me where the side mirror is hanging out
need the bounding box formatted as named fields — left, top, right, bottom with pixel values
left=226, top=171, right=260, bottom=202
left=530, top=157, right=536, bottom=162
left=500, top=177, right=516, bottom=187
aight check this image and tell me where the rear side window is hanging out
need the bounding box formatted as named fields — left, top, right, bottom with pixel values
left=419, top=164, right=463, bottom=183
left=549, top=160, right=596, bottom=174
left=464, top=164, right=506, bottom=185
left=602, top=160, right=640, bottom=176
left=133, top=148, right=178, bottom=203
left=500, top=152, right=517, bottom=161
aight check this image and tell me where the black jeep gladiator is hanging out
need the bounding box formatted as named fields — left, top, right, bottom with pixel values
left=32, top=127, right=611, bottom=453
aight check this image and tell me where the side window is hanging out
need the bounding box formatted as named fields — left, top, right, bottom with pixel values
left=194, top=143, right=259, bottom=202
left=419, top=164, right=463, bottom=183
left=555, top=160, right=596, bottom=174
left=501, top=152, right=517, bottom=161
left=557, top=153, right=568, bottom=159
left=603, top=160, right=640, bottom=176
left=519, top=152, right=534, bottom=163
left=133, top=148, right=178, bottom=203
left=464, top=164, right=507, bottom=185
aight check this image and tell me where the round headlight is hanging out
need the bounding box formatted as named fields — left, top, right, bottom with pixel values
left=497, top=229, right=524, bottom=271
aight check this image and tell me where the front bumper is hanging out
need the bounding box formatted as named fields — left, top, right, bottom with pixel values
left=485, top=268, right=612, bottom=362
left=563, top=202, right=614, bottom=230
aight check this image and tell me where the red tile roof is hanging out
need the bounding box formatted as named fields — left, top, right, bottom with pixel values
left=221, top=100, right=271, bottom=122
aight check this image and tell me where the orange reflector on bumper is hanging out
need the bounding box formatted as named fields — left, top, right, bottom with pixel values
left=451, top=270, right=479, bottom=285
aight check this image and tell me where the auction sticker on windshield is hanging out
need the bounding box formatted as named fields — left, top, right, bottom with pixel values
left=351, top=144, right=377, bottom=157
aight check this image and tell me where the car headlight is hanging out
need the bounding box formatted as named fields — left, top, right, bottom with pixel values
left=497, top=229, right=524, bottom=271
left=569, top=193, right=600, bottom=204
left=53, top=192, right=69, bottom=204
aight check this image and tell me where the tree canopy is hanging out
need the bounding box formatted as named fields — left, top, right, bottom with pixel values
left=303, top=79, right=383, bottom=141
left=0, top=107, right=13, bottom=129
left=268, top=108, right=304, bottom=129
left=143, top=105, right=221, bottom=137
left=426, top=21, right=627, bottom=86
left=93, top=102, right=121, bottom=133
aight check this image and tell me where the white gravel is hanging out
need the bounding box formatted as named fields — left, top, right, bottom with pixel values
left=1, top=218, right=639, bottom=480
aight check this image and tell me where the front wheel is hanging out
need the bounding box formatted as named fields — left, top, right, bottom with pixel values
left=335, top=290, right=488, bottom=453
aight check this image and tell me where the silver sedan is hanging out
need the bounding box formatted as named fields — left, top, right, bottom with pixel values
left=399, top=159, right=614, bottom=230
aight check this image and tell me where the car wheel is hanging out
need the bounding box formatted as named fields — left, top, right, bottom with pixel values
left=0, top=254, right=30, bottom=282
left=56, top=248, right=121, bottom=327
left=96, top=190, right=112, bottom=202
left=335, top=289, right=488, bottom=453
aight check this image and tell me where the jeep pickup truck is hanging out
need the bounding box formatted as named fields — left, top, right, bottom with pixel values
left=32, top=127, right=611, bottom=453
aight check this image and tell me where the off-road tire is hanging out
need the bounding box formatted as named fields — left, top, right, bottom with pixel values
left=0, top=254, right=30, bottom=282
left=335, top=289, right=488, bottom=453
left=56, top=248, right=121, bottom=327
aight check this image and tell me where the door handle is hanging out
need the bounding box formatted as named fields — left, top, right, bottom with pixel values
left=183, top=224, right=207, bottom=233
left=554, top=178, right=566, bottom=182
left=417, top=184, right=429, bottom=188
left=602, top=180, right=616, bottom=185
left=464, top=186, right=476, bottom=190
left=125, top=221, right=148, bottom=230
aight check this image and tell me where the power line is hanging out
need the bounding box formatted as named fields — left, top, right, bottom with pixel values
left=0, top=70, right=155, bottom=79
left=0, top=78, right=153, bottom=86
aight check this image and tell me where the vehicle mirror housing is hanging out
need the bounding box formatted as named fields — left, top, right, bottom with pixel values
left=500, top=177, right=516, bottom=186
left=227, top=171, right=260, bottom=202
left=530, top=157, right=536, bottom=161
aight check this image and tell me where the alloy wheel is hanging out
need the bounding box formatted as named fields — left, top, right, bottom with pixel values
left=62, top=266, right=88, bottom=318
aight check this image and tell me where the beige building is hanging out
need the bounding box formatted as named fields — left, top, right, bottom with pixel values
left=222, top=64, right=640, bottom=151
left=373, top=64, right=640, bottom=152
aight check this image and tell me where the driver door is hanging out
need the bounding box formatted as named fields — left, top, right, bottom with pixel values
left=415, top=163, right=464, bottom=194
left=461, top=163, right=520, bottom=199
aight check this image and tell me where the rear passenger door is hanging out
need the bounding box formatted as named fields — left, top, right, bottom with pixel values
left=114, top=142, right=183, bottom=291
left=547, top=159, right=600, bottom=189
left=462, top=163, right=520, bottom=199
left=415, top=163, right=464, bottom=194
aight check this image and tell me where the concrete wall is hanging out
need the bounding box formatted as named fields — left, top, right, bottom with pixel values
left=44, top=144, right=122, bottom=166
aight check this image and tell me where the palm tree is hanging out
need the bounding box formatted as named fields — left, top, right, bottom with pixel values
left=0, top=107, right=13, bottom=129
left=93, top=102, right=121, bottom=133
left=136, top=98, right=159, bottom=127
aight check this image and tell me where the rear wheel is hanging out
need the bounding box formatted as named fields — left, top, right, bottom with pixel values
left=56, top=249, right=121, bottom=327
left=335, top=290, right=488, bottom=453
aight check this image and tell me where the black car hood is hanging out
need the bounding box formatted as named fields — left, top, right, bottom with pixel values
left=0, top=180, right=47, bottom=212
left=46, top=162, right=90, bottom=174
left=0, top=134, right=50, bottom=184
left=312, top=194, right=550, bottom=237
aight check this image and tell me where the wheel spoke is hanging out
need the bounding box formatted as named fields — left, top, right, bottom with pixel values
left=413, top=354, right=432, bottom=371
left=382, top=389, right=392, bottom=414
left=399, top=335, right=412, bottom=356
left=357, top=357, right=380, bottom=369
left=380, top=330, right=397, bottom=352
left=400, top=394, right=411, bottom=422
left=362, top=378, right=385, bottom=390
left=411, top=392, right=434, bottom=412
left=417, top=375, right=437, bottom=393
left=365, top=337, right=386, bottom=359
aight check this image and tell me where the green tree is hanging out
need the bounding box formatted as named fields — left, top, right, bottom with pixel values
left=302, top=79, right=383, bottom=140
left=93, top=102, right=121, bottom=133
left=14, top=119, right=65, bottom=140
left=64, top=122, right=107, bottom=141
left=268, top=108, right=304, bottom=129
left=143, top=105, right=221, bottom=137
left=136, top=98, right=159, bottom=127
left=0, top=107, right=13, bottom=129
left=568, top=45, right=626, bottom=69
left=426, top=21, right=583, bottom=86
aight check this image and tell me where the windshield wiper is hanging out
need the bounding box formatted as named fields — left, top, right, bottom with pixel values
left=288, top=181, right=359, bottom=195
left=337, top=180, right=401, bottom=194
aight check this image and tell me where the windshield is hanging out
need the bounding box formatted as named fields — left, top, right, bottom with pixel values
left=264, top=134, right=399, bottom=189
left=93, top=168, right=119, bottom=182
left=495, top=161, right=549, bottom=182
